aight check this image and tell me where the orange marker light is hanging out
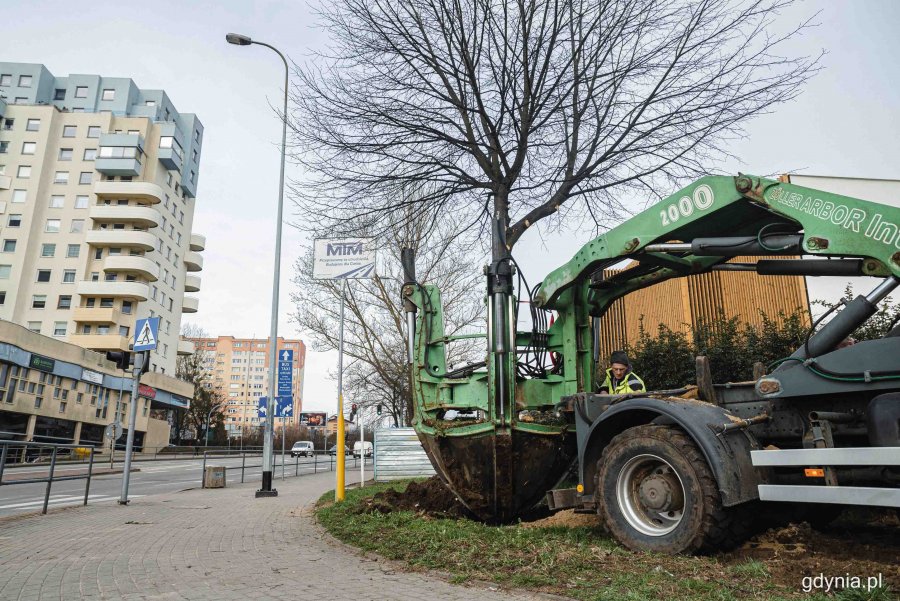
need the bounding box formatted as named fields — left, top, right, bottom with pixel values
left=576, top=483, right=584, bottom=493
left=804, top=468, right=825, bottom=478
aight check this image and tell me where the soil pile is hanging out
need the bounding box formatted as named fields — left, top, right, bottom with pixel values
left=726, top=509, right=900, bottom=589
left=361, top=477, right=471, bottom=518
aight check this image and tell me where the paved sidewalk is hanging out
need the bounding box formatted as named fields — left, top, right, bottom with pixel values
left=0, top=469, right=547, bottom=600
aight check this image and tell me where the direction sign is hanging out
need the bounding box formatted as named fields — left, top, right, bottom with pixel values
left=312, top=238, right=376, bottom=279
left=258, top=396, right=293, bottom=418
left=133, top=317, right=160, bottom=351
left=277, top=349, right=293, bottom=397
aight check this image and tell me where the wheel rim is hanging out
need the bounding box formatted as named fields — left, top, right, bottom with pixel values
left=615, top=453, right=686, bottom=537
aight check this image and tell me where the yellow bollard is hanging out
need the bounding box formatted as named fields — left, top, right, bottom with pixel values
left=336, top=396, right=345, bottom=501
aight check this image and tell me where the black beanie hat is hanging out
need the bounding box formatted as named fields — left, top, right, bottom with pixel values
left=609, top=350, right=630, bottom=366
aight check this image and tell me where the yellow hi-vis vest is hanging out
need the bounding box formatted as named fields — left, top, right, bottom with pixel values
left=601, top=368, right=646, bottom=394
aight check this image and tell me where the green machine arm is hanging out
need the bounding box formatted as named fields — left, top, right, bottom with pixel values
left=404, top=174, right=900, bottom=523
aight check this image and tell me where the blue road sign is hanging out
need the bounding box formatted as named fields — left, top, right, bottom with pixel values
left=133, top=317, right=160, bottom=351
left=258, top=396, right=293, bottom=418
left=277, top=349, right=293, bottom=397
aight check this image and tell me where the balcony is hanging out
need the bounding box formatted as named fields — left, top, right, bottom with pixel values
left=184, top=251, right=203, bottom=272
left=184, top=274, right=201, bottom=292
left=68, top=333, right=129, bottom=352
left=189, top=233, right=206, bottom=251
left=182, top=296, right=200, bottom=313
left=103, top=255, right=160, bottom=281
left=95, top=157, right=142, bottom=177
left=0, top=174, right=10, bottom=190
left=73, top=307, right=121, bottom=323
left=85, top=229, right=156, bottom=251
left=89, top=205, right=160, bottom=228
left=76, top=280, right=150, bottom=301
left=93, top=181, right=163, bottom=205
left=178, top=339, right=195, bottom=356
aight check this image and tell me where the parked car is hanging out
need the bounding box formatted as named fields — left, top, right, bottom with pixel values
left=352, top=441, right=373, bottom=458
left=290, top=441, right=314, bottom=458
left=328, top=445, right=350, bottom=456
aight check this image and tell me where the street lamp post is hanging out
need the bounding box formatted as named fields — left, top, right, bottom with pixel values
left=226, top=32, right=289, bottom=497
left=205, top=403, right=223, bottom=448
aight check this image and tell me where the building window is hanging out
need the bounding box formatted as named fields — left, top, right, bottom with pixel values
left=54, top=88, right=65, bottom=100
left=2, top=118, right=13, bottom=131
left=0, top=292, right=4, bottom=305
left=104, top=273, right=117, bottom=282
left=18, top=75, right=32, bottom=87
left=58, top=295, right=72, bottom=309
left=53, top=322, right=67, bottom=336
left=8, top=215, right=21, bottom=227
left=0, top=141, right=8, bottom=153
left=83, top=149, right=97, bottom=161
left=40, top=244, right=56, bottom=257
left=12, top=189, right=26, bottom=203
left=36, top=269, right=51, bottom=282
left=63, top=270, right=76, bottom=283
left=45, top=219, right=61, bottom=233
left=50, top=195, right=65, bottom=208
left=100, top=297, right=114, bottom=308
left=75, top=86, right=88, bottom=98
left=58, top=148, right=73, bottom=161
left=2, top=240, right=15, bottom=253
left=14, top=98, right=27, bottom=104
left=21, top=142, right=36, bottom=155
left=66, top=244, right=80, bottom=258
left=70, top=220, right=84, bottom=233
left=90, top=272, right=99, bottom=282
left=53, top=172, right=69, bottom=184
left=0, top=265, right=10, bottom=279
left=0, top=74, right=10, bottom=86
left=75, top=195, right=89, bottom=209
left=26, top=118, right=40, bottom=132
left=98, top=146, right=140, bottom=160
left=145, top=100, right=156, bottom=106
left=62, top=125, right=77, bottom=138
left=79, top=172, right=92, bottom=185
left=17, top=165, right=31, bottom=178
left=119, top=325, right=129, bottom=337
left=122, top=300, right=133, bottom=314
left=101, top=89, right=116, bottom=101
left=32, top=295, right=47, bottom=309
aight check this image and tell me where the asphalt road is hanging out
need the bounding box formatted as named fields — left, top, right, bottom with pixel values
left=0, top=453, right=371, bottom=518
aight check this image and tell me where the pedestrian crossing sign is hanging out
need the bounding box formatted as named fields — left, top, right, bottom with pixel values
left=133, top=317, right=160, bottom=351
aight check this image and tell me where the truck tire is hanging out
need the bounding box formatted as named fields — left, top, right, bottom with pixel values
left=596, top=424, right=750, bottom=554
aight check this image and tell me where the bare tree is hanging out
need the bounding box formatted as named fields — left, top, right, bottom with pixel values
left=177, top=324, right=225, bottom=444
left=289, top=0, right=819, bottom=246
left=291, top=204, right=484, bottom=425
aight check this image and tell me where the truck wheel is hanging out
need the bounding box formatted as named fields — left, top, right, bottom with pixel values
left=596, top=424, right=748, bottom=554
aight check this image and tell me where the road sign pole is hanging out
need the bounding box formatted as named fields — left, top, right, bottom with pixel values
left=336, top=278, right=347, bottom=502
left=118, top=351, right=146, bottom=505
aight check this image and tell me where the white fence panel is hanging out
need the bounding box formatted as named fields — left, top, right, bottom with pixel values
left=374, top=427, right=436, bottom=482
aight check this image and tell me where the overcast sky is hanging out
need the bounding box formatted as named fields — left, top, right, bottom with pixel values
left=4, top=1, right=899, bottom=415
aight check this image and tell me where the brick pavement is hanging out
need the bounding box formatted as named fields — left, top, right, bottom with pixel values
left=0, top=469, right=552, bottom=600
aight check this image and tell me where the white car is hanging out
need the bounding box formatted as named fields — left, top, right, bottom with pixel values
left=290, top=441, right=314, bottom=457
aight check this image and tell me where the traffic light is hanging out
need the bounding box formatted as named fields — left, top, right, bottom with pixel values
left=377, top=404, right=383, bottom=415
left=106, top=351, right=131, bottom=371
left=348, top=402, right=358, bottom=422
left=105, top=351, right=150, bottom=374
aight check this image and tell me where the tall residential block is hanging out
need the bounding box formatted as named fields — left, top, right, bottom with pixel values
left=0, top=63, right=205, bottom=375
left=188, top=336, right=306, bottom=435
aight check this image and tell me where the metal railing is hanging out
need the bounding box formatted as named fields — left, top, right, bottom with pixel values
left=201, top=450, right=371, bottom=487
left=0, top=440, right=96, bottom=514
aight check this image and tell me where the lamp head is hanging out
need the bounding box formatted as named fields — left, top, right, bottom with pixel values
left=226, top=33, right=252, bottom=46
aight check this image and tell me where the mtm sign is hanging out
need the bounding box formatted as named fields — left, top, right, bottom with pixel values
left=313, top=238, right=376, bottom=279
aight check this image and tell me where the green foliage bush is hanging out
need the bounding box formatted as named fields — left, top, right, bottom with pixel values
left=626, top=310, right=808, bottom=388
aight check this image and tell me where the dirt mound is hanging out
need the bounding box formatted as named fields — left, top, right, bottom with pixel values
left=725, top=510, right=900, bottom=589
left=361, top=477, right=471, bottom=518
left=519, top=509, right=602, bottom=529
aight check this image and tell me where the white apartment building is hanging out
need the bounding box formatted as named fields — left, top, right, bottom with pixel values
left=0, top=63, right=205, bottom=375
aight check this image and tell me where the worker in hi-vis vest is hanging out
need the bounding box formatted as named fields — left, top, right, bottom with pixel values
left=599, top=350, right=646, bottom=394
